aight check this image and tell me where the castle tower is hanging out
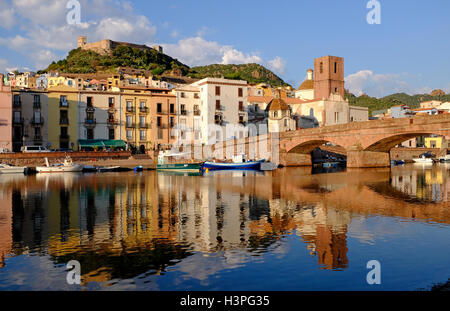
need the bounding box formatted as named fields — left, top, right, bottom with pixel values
left=78, top=36, right=87, bottom=48
left=314, top=56, right=344, bottom=100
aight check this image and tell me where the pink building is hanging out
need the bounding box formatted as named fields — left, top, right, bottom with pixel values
left=0, top=74, right=13, bottom=151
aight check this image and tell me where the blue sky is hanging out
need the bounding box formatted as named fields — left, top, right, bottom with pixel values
left=0, top=0, right=449, bottom=97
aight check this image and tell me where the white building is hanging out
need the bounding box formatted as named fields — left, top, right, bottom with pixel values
left=191, top=78, right=248, bottom=145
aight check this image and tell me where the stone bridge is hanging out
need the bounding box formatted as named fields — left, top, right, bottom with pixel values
left=211, top=114, right=450, bottom=168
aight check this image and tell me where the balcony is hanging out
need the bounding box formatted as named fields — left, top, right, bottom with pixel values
left=216, top=105, right=224, bottom=111
left=13, top=117, right=24, bottom=125
left=31, top=118, right=44, bottom=126
left=86, top=106, right=95, bottom=113
left=139, top=107, right=149, bottom=113
left=157, top=109, right=167, bottom=114
left=59, top=134, right=70, bottom=141
left=33, top=135, right=43, bottom=142
left=13, top=100, right=21, bottom=108
left=180, top=110, right=187, bottom=116
left=84, top=118, right=96, bottom=127
left=126, top=106, right=135, bottom=113
left=107, top=119, right=120, bottom=127
left=60, top=118, right=69, bottom=125
left=126, top=122, right=135, bottom=128
left=194, top=110, right=201, bottom=116
left=157, top=124, right=168, bottom=129
left=60, top=101, right=69, bottom=108
left=108, top=107, right=116, bottom=113
left=139, top=122, right=149, bottom=129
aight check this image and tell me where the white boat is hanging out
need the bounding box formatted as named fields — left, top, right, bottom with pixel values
left=36, top=156, right=83, bottom=173
left=438, top=154, right=450, bottom=163
left=0, top=164, right=26, bottom=174
left=413, top=157, right=433, bottom=164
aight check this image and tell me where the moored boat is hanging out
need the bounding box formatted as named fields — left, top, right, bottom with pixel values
left=157, top=151, right=203, bottom=172
left=36, top=156, right=83, bottom=173
left=98, top=166, right=121, bottom=172
left=203, top=159, right=264, bottom=170
left=0, top=164, right=26, bottom=174
left=438, top=154, right=450, bottom=163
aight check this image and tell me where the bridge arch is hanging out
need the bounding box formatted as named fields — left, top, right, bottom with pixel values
left=285, top=138, right=347, bottom=154
left=364, top=132, right=448, bottom=152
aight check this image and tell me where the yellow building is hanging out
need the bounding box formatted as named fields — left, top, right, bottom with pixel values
left=424, top=136, right=447, bottom=149
left=47, top=86, right=79, bottom=149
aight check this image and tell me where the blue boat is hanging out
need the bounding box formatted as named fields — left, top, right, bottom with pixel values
left=391, top=160, right=405, bottom=166
left=203, top=159, right=265, bottom=171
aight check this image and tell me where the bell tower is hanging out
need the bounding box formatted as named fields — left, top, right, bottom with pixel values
left=314, top=56, right=344, bottom=100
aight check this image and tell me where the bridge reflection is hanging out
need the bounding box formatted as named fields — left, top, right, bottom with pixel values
left=0, top=165, right=448, bottom=285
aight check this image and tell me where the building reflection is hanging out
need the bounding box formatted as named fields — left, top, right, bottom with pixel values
left=391, top=165, right=450, bottom=202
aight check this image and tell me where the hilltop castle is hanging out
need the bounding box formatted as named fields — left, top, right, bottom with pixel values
left=77, top=36, right=163, bottom=55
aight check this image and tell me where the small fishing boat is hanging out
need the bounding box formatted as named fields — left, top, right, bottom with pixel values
left=98, top=166, right=121, bottom=172
left=413, top=152, right=434, bottom=164
left=82, top=165, right=98, bottom=173
left=322, top=162, right=340, bottom=168
left=0, top=164, right=26, bottom=174
left=134, top=165, right=143, bottom=172
left=36, top=156, right=83, bottom=173
left=391, top=160, right=406, bottom=166
left=157, top=151, right=203, bottom=172
left=203, top=159, right=264, bottom=170
left=438, top=154, right=450, bottom=163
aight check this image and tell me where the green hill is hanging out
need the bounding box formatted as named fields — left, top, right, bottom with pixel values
left=345, top=91, right=450, bottom=116
left=188, top=63, right=288, bottom=87
left=41, top=47, right=289, bottom=87
left=42, top=45, right=190, bottom=76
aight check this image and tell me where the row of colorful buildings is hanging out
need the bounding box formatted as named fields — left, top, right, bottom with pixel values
left=1, top=54, right=372, bottom=153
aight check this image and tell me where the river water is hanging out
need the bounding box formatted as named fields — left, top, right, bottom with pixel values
left=0, top=164, right=449, bottom=290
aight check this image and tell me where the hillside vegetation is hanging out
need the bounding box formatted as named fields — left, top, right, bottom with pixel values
left=345, top=91, right=450, bottom=115
left=188, top=63, right=288, bottom=87
left=43, top=46, right=189, bottom=76
left=41, top=47, right=290, bottom=86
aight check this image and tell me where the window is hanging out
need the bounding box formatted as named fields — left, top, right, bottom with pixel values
left=126, top=130, right=132, bottom=140
left=216, top=100, right=221, bottom=110
left=108, top=97, right=114, bottom=107
left=140, top=101, right=146, bottom=109
left=334, top=87, right=338, bottom=93
left=126, top=115, right=132, bottom=127
left=284, top=119, right=288, bottom=127
left=60, top=110, right=68, bottom=124
left=170, top=117, right=174, bottom=127
left=180, top=104, right=186, bottom=115
left=157, top=103, right=162, bottom=113
left=215, top=86, right=220, bottom=96
left=239, top=101, right=244, bottom=111
left=274, top=111, right=278, bottom=118
left=320, top=62, right=323, bottom=74
left=34, top=95, right=40, bottom=105
left=13, top=111, right=21, bottom=123
left=157, top=116, right=162, bottom=127
left=180, top=92, right=185, bottom=98
left=34, top=127, right=41, bottom=138
left=87, top=129, right=94, bottom=140
left=34, top=111, right=41, bottom=123
left=139, top=116, right=146, bottom=126
left=334, top=62, right=337, bottom=74
left=238, top=88, right=243, bottom=97
left=109, top=128, right=115, bottom=140
left=87, top=97, right=93, bottom=107
left=170, top=103, right=175, bottom=114
left=334, top=111, right=339, bottom=123
left=140, top=130, right=146, bottom=140
left=60, top=95, right=68, bottom=107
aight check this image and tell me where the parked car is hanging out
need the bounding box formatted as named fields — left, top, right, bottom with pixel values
left=21, top=146, right=50, bottom=153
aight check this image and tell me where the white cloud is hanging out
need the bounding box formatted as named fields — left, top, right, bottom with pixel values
left=0, top=1, right=16, bottom=29
left=345, top=70, right=433, bottom=97
left=268, top=56, right=286, bottom=75
left=163, top=36, right=263, bottom=67
left=0, top=0, right=157, bottom=71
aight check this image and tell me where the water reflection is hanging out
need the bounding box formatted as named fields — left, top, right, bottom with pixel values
left=0, top=164, right=449, bottom=290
